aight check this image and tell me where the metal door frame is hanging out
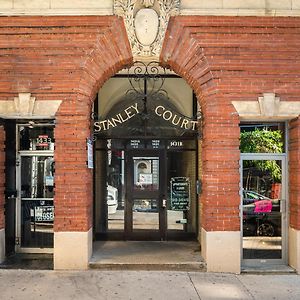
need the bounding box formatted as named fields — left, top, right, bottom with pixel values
left=125, top=149, right=167, bottom=240
left=16, top=151, right=54, bottom=253
left=240, top=153, right=288, bottom=267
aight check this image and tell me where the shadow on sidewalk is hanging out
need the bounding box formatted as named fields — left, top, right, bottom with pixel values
left=0, top=253, right=53, bottom=270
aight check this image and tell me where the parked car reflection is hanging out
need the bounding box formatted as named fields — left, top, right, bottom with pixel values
left=243, top=190, right=281, bottom=237
left=107, top=185, right=118, bottom=214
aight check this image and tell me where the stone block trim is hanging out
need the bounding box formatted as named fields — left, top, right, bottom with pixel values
left=160, top=15, right=300, bottom=232
left=0, top=16, right=133, bottom=232
left=0, top=126, right=5, bottom=230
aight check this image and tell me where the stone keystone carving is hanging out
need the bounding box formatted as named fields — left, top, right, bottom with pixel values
left=114, top=0, right=180, bottom=58
left=0, top=93, right=62, bottom=118
left=232, top=93, right=300, bottom=120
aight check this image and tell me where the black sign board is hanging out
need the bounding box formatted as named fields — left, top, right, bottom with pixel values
left=170, top=177, right=190, bottom=211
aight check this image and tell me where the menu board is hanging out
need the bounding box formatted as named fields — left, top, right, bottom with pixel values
left=170, top=177, right=190, bottom=211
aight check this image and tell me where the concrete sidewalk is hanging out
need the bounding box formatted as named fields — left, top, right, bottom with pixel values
left=0, top=269, right=299, bottom=300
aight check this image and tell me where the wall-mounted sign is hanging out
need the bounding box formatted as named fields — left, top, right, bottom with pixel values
left=94, top=103, right=140, bottom=132
left=170, top=177, right=190, bottom=211
left=154, top=105, right=198, bottom=130
left=36, top=135, right=51, bottom=147
left=128, top=139, right=144, bottom=149
left=93, top=103, right=198, bottom=133
left=139, top=173, right=153, bottom=185
left=33, top=206, right=54, bottom=222
left=87, top=138, right=93, bottom=169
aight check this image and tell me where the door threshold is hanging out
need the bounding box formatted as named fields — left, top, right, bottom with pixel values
left=242, top=265, right=296, bottom=274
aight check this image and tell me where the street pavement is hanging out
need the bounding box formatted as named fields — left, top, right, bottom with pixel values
left=0, top=269, right=300, bottom=300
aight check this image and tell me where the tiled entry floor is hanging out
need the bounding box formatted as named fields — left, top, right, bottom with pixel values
left=90, top=241, right=206, bottom=271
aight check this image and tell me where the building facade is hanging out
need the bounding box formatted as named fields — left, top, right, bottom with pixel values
left=1, top=0, right=300, bottom=273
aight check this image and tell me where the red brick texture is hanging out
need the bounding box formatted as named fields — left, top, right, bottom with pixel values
left=0, top=16, right=132, bottom=232
left=0, top=126, right=5, bottom=230
left=161, top=16, right=300, bottom=232
left=289, top=118, right=300, bottom=230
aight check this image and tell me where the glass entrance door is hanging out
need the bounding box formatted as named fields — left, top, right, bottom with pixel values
left=16, top=153, right=54, bottom=251
left=125, top=151, right=166, bottom=239
left=241, top=154, right=287, bottom=267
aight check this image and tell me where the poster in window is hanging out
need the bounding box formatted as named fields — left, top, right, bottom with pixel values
left=170, top=177, right=190, bottom=211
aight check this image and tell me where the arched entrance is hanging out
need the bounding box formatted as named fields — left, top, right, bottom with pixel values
left=93, top=62, right=200, bottom=241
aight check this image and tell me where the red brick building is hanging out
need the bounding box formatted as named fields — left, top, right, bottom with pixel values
left=1, top=1, right=300, bottom=273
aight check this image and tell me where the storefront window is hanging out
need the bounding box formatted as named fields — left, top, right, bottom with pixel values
left=19, top=125, right=55, bottom=151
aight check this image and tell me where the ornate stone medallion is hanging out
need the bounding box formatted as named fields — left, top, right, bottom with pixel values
left=114, top=0, right=180, bottom=58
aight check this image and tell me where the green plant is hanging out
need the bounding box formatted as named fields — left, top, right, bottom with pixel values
left=240, top=128, right=283, bottom=182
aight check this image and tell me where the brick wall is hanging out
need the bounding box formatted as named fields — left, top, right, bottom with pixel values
left=0, top=126, right=5, bottom=230
left=289, top=118, right=300, bottom=230
left=161, top=16, right=300, bottom=232
left=0, top=16, right=132, bottom=232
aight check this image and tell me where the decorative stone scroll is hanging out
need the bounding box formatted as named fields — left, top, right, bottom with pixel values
left=0, top=93, right=61, bottom=118
left=232, top=93, right=300, bottom=120
left=114, top=0, right=180, bottom=58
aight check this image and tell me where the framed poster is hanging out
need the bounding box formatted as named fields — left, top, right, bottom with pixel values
left=170, top=177, right=190, bottom=211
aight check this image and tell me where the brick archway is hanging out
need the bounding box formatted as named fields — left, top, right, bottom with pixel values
left=161, top=15, right=300, bottom=273
left=0, top=16, right=132, bottom=269
left=160, top=16, right=241, bottom=272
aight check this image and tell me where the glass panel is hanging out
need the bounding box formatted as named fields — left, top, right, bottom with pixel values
left=107, top=146, right=125, bottom=231
left=19, top=126, right=54, bottom=151
left=20, top=155, right=54, bottom=247
left=242, top=160, right=282, bottom=260
left=240, top=123, right=285, bottom=154
left=21, top=156, right=54, bottom=199
left=133, top=157, right=159, bottom=192
left=21, top=199, right=54, bottom=247
left=132, top=199, right=159, bottom=230
left=167, top=151, right=197, bottom=233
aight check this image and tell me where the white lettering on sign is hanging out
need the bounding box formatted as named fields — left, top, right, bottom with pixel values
left=170, top=141, right=183, bottom=147
left=94, top=103, right=139, bottom=132
left=36, top=135, right=51, bottom=147
left=154, top=105, right=197, bottom=130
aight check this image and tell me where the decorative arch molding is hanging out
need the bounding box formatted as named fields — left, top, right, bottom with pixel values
left=160, top=15, right=300, bottom=273
left=0, top=16, right=133, bottom=270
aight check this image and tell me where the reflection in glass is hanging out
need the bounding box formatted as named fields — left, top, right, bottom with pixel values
left=133, top=157, right=159, bottom=192
left=242, top=160, right=282, bottom=260
left=21, top=200, right=54, bottom=247
left=20, top=156, right=54, bottom=248
left=240, top=124, right=284, bottom=154
left=21, top=157, right=54, bottom=198
left=107, top=149, right=125, bottom=231
left=19, top=126, right=55, bottom=151
left=132, top=199, right=159, bottom=230
left=167, top=151, right=197, bottom=234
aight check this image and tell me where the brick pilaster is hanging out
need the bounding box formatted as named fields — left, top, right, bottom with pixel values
left=289, top=118, right=300, bottom=230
